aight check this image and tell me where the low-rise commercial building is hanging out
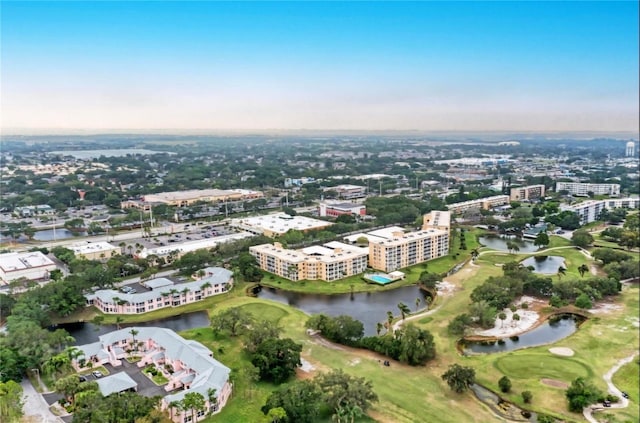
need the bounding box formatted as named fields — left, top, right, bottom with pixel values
left=318, top=202, right=366, bottom=218
left=510, top=185, right=546, bottom=201
left=250, top=241, right=368, bottom=281
left=73, top=327, right=231, bottom=422
left=555, top=182, right=620, bottom=197
left=137, top=232, right=254, bottom=260
left=328, top=184, right=367, bottom=199
left=68, top=241, right=120, bottom=261
left=0, top=251, right=57, bottom=284
left=86, top=268, right=232, bottom=314
left=122, top=189, right=264, bottom=209
left=14, top=204, right=56, bottom=217
left=446, top=195, right=510, bottom=214
left=231, top=213, right=333, bottom=237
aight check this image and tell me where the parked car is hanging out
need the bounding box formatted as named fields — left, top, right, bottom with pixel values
left=603, top=400, right=611, bottom=407
left=92, top=371, right=103, bottom=378
left=78, top=376, right=87, bottom=382
left=621, top=392, right=629, bottom=399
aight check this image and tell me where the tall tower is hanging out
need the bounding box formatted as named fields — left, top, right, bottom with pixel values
left=626, top=141, right=635, bottom=158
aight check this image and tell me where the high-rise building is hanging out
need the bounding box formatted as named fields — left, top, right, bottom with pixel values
left=626, top=141, right=635, bottom=158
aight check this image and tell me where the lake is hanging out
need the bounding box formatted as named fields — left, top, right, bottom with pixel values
left=460, top=314, right=582, bottom=354
left=521, top=255, right=566, bottom=274
left=57, top=311, right=211, bottom=345
left=255, top=285, right=429, bottom=336
left=478, top=235, right=538, bottom=253
left=34, top=228, right=86, bottom=241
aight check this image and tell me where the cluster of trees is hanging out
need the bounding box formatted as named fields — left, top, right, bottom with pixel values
left=261, top=369, right=377, bottom=423
left=448, top=261, right=621, bottom=335
left=544, top=211, right=581, bottom=230
left=73, top=390, right=165, bottom=423
left=210, top=307, right=302, bottom=383
left=593, top=248, right=639, bottom=280
left=565, top=377, right=605, bottom=412
left=305, top=314, right=436, bottom=366
left=599, top=214, right=640, bottom=249
left=0, top=380, right=23, bottom=423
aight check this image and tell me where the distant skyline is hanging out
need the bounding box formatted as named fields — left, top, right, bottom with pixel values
left=1, top=1, right=638, bottom=133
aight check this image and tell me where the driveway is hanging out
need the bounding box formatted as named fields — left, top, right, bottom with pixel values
left=104, top=359, right=167, bottom=398
left=20, top=378, right=64, bottom=423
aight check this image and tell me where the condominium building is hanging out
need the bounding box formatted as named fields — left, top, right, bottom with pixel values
left=446, top=195, right=510, bottom=214
left=555, top=182, right=620, bottom=197
left=564, top=197, right=640, bottom=225
left=0, top=251, right=57, bottom=284
left=72, top=327, right=231, bottom=423
left=86, top=268, right=233, bottom=314
left=510, top=185, right=546, bottom=201
left=422, top=210, right=451, bottom=234
left=368, top=227, right=449, bottom=273
left=249, top=241, right=368, bottom=281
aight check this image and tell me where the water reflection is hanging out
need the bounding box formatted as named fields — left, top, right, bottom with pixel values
left=521, top=256, right=566, bottom=274
left=256, top=285, right=429, bottom=336
left=478, top=235, right=538, bottom=253
left=461, top=315, right=581, bottom=354
left=58, top=311, right=211, bottom=345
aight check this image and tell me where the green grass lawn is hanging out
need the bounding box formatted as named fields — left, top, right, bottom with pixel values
left=493, top=353, right=592, bottom=381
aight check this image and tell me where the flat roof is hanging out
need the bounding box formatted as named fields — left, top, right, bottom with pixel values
left=0, top=251, right=55, bottom=272
left=143, top=189, right=262, bottom=202
left=68, top=241, right=119, bottom=255
left=138, top=232, right=253, bottom=258
left=96, top=372, right=137, bottom=396
left=366, top=226, right=406, bottom=240
left=233, top=213, right=332, bottom=235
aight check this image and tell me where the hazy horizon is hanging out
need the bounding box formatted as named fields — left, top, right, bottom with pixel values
left=2, top=2, right=638, bottom=133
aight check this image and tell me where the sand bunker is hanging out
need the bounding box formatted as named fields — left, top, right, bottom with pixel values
left=541, top=378, right=569, bottom=389
left=475, top=308, right=539, bottom=337
left=549, top=347, right=574, bottom=357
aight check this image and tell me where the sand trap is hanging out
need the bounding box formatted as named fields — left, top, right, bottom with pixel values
left=475, top=308, right=539, bottom=337
left=549, top=347, right=574, bottom=357
left=299, top=358, right=315, bottom=372
left=436, top=281, right=456, bottom=296
left=541, top=378, right=569, bottom=389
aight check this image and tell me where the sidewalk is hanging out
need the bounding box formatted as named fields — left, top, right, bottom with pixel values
left=20, top=378, right=64, bottom=423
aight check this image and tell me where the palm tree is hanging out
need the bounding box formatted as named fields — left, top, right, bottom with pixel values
left=499, top=312, right=507, bottom=328
left=376, top=322, right=383, bottom=336
left=415, top=297, right=421, bottom=311
left=512, top=313, right=520, bottom=328
left=512, top=244, right=520, bottom=254
left=557, top=266, right=567, bottom=279
left=129, top=328, right=139, bottom=352
left=578, top=264, right=589, bottom=278
left=397, top=302, right=410, bottom=321
left=386, top=311, right=394, bottom=333
left=206, top=388, right=217, bottom=413
left=115, top=316, right=124, bottom=330
left=127, top=245, right=133, bottom=256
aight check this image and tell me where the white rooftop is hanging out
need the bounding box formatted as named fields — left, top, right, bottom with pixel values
left=366, top=226, right=406, bottom=240
left=68, top=241, right=119, bottom=255
left=232, top=213, right=332, bottom=235
left=138, top=232, right=253, bottom=258
left=0, top=251, right=55, bottom=272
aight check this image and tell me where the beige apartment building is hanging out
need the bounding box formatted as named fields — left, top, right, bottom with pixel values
left=446, top=195, right=510, bottom=214
left=510, top=184, right=546, bottom=201
left=249, top=241, right=368, bottom=281
left=367, top=211, right=451, bottom=273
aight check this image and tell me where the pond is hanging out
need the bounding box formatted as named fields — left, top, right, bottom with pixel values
left=34, top=228, right=86, bottom=241
left=255, top=285, right=429, bottom=336
left=460, top=314, right=582, bottom=354
left=520, top=255, right=566, bottom=274
left=478, top=235, right=538, bottom=253
left=56, top=311, right=211, bottom=345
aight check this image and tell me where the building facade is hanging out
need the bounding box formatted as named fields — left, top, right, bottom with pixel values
left=329, top=184, right=368, bottom=199
left=368, top=228, right=449, bottom=272
left=250, top=241, right=368, bottom=282
left=86, top=268, right=233, bottom=314
left=68, top=241, right=120, bottom=261
left=318, top=202, right=366, bottom=218
left=230, top=213, right=333, bottom=237
left=564, top=197, right=640, bottom=225
left=555, top=182, right=620, bottom=197
left=72, top=327, right=232, bottom=423
left=0, top=251, right=57, bottom=284
left=446, top=195, right=510, bottom=214
left=509, top=184, right=546, bottom=201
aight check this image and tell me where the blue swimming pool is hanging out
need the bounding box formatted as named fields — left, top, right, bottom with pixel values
left=368, top=275, right=393, bottom=284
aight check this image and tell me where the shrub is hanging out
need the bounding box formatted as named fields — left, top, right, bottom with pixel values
left=521, top=302, right=529, bottom=309
left=498, top=376, right=512, bottom=393
left=522, top=390, right=533, bottom=403
left=574, top=293, right=593, bottom=309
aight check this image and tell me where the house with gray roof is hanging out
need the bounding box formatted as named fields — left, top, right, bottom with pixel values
left=85, top=267, right=232, bottom=314
left=73, top=327, right=231, bottom=423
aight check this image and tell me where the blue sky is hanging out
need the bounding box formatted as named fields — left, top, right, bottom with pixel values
left=1, top=1, right=638, bottom=132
